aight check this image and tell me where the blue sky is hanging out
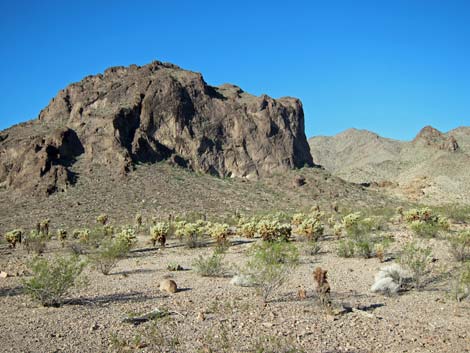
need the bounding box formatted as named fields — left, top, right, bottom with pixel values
left=1, top=0, right=469, bottom=140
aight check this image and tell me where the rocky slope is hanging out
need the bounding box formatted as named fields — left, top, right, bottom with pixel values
left=309, top=126, right=470, bottom=204
left=0, top=61, right=313, bottom=195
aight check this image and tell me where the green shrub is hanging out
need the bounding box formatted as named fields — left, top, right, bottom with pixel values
left=193, top=252, right=226, bottom=277
left=150, top=222, right=169, bottom=248
left=448, top=230, right=470, bottom=262
left=243, top=241, right=299, bottom=302
left=22, top=255, right=87, bottom=307
left=451, top=264, right=470, bottom=302
left=90, top=236, right=133, bottom=275
left=337, top=239, right=355, bottom=258
left=399, top=241, right=432, bottom=290
left=338, top=213, right=385, bottom=258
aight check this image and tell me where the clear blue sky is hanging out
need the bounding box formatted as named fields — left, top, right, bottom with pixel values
left=1, top=0, right=469, bottom=140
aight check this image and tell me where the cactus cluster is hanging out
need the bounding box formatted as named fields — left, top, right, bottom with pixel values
left=404, top=207, right=449, bottom=237
left=256, top=219, right=292, bottom=242
left=150, top=222, right=169, bottom=247
left=4, top=229, right=23, bottom=248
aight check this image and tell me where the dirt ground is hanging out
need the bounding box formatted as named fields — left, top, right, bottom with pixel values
left=1, top=222, right=469, bottom=353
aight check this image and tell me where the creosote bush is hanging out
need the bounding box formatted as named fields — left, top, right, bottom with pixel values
left=22, top=254, right=87, bottom=307
left=243, top=240, right=299, bottom=302
left=90, top=236, right=133, bottom=275
left=193, top=251, right=226, bottom=277
left=448, top=230, right=470, bottom=262
left=398, top=241, right=432, bottom=290
left=451, top=264, right=470, bottom=302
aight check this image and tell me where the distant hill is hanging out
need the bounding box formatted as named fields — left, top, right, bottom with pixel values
left=309, top=126, right=470, bottom=204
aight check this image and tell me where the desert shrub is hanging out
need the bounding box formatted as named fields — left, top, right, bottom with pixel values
left=96, top=214, right=109, bottom=225
left=90, top=236, right=132, bottom=275
left=24, top=230, right=48, bottom=254
left=448, top=230, right=470, bottom=262
left=22, top=254, right=87, bottom=307
left=175, top=221, right=207, bottom=248
left=301, top=239, right=321, bottom=256
left=193, top=251, right=226, bottom=277
left=404, top=207, right=449, bottom=238
left=243, top=241, right=299, bottom=302
left=450, top=264, right=470, bottom=302
left=338, top=213, right=391, bottom=259
left=398, top=241, right=432, bottom=290
left=371, top=264, right=412, bottom=295
left=4, top=229, right=23, bottom=248
left=167, top=262, right=183, bottom=271
left=256, top=219, right=292, bottom=242
left=150, top=222, right=169, bottom=248
left=337, top=239, right=355, bottom=258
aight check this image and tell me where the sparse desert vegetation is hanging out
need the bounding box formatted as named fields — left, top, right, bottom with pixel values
left=1, top=202, right=470, bottom=352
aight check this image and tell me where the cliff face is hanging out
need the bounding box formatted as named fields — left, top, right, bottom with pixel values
left=0, top=61, right=313, bottom=195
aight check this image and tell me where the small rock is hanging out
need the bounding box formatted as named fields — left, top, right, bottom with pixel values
left=197, top=312, right=205, bottom=321
left=159, top=279, right=177, bottom=294
left=0, top=271, right=8, bottom=278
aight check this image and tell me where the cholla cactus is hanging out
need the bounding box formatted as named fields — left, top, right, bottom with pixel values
left=37, top=219, right=51, bottom=238
left=96, top=214, right=109, bottom=225
left=333, top=224, right=343, bottom=238
left=207, top=223, right=231, bottom=245
left=327, top=216, right=336, bottom=227
left=404, top=208, right=449, bottom=237
left=103, top=225, right=114, bottom=237
left=296, top=217, right=324, bottom=241
left=174, top=221, right=206, bottom=248
left=135, top=213, right=143, bottom=227
left=342, top=212, right=361, bottom=230
left=239, top=220, right=258, bottom=238
left=257, top=219, right=292, bottom=242
left=78, top=229, right=91, bottom=243
left=5, top=229, right=23, bottom=248
left=57, top=229, right=67, bottom=241
left=116, top=227, right=137, bottom=248
left=150, top=222, right=169, bottom=247
left=291, top=213, right=306, bottom=226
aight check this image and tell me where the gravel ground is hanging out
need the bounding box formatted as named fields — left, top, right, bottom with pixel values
left=1, top=225, right=469, bottom=353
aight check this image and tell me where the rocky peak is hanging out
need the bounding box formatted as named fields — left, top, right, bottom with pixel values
left=0, top=60, right=314, bottom=195
left=412, top=125, right=459, bottom=152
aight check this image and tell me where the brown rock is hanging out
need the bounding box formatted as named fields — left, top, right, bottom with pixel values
left=159, top=279, right=177, bottom=294
left=0, top=61, right=314, bottom=195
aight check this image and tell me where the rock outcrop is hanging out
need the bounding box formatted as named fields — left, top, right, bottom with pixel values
left=0, top=61, right=314, bottom=195
left=412, top=125, right=459, bottom=152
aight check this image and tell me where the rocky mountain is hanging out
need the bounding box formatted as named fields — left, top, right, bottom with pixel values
left=0, top=61, right=314, bottom=195
left=309, top=126, right=470, bottom=204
